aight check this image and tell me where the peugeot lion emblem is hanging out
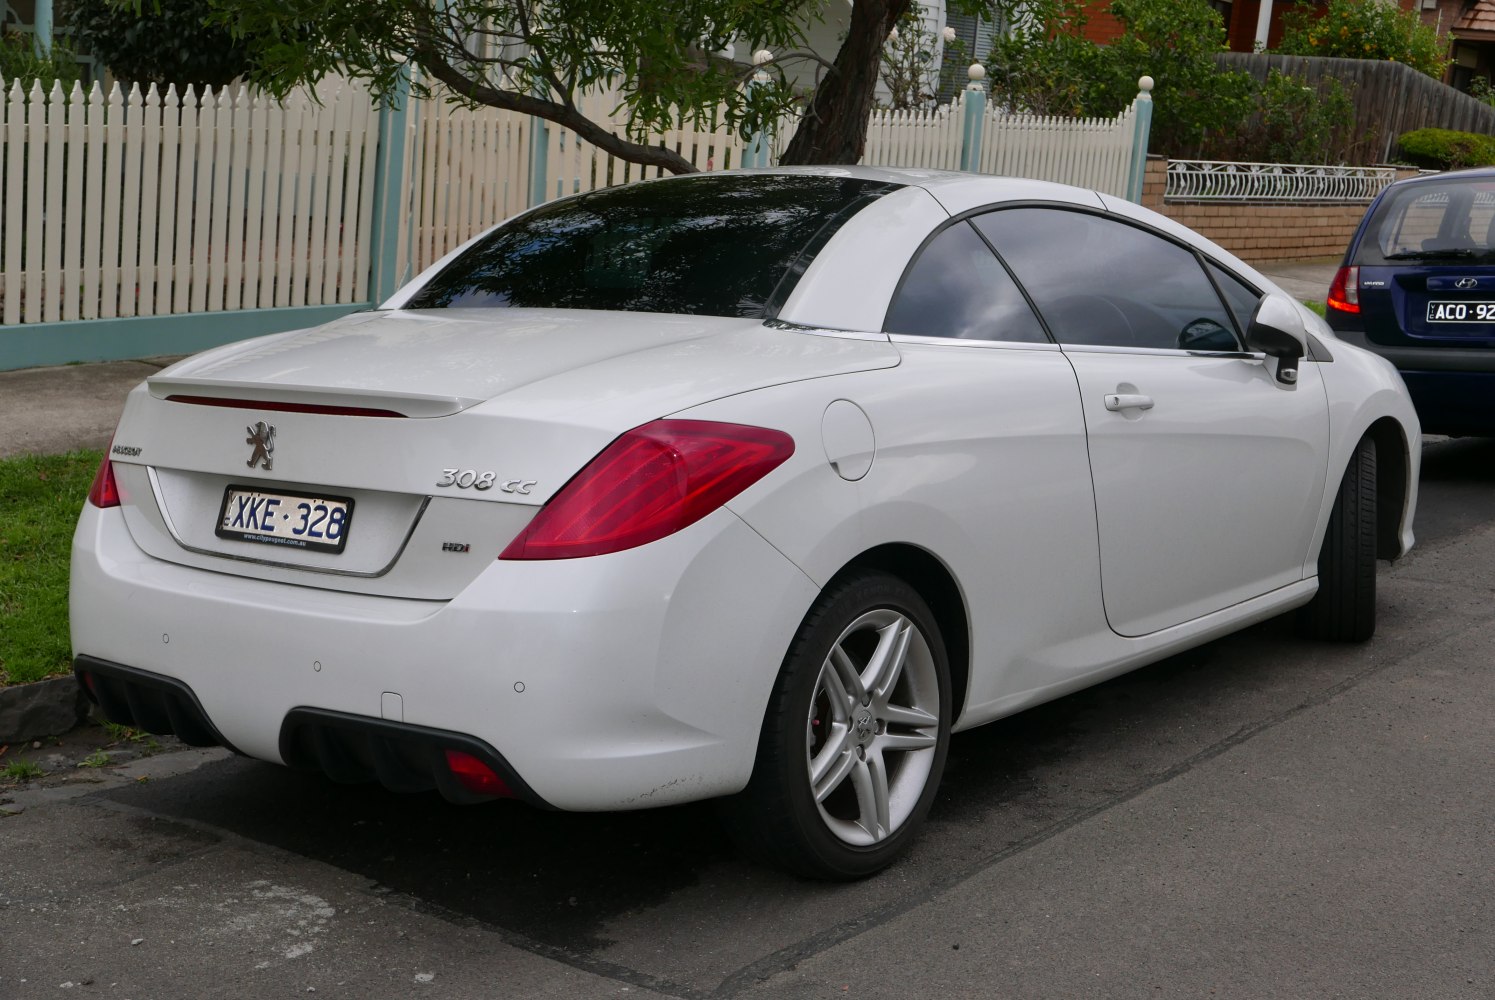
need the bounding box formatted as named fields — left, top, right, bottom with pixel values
left=246, top=421, right=276, bottom=470
left=1457, top=277, right=1479, bottom=289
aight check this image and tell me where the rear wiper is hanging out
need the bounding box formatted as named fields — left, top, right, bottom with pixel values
left=1383, top=248, right=1483, bottom=260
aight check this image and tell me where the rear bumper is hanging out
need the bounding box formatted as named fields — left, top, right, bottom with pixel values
left=76, top=655, right=237, bottom=751
left=1398, top=370, right=1495, bottom=435
left=1326, top=327, right=1495, bottom=434
left=76, top=656, right=547, bottom=806
left=70, top=502, right=820, bottom=810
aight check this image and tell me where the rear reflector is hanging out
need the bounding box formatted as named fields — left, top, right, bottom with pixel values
left=444, top=749, right=514, bottom=797
left=87, top=452, right=121, bottom=509
left=1327, top=265, right=1360, bottom=315
left=166, top=395, right=406, bottom=418
left=500, top=419, right=795, bottom=560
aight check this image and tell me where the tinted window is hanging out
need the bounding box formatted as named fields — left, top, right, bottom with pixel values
left=884, top=222, right=1048, bottom=342
left=1208, top=262, right=1262, bottom=335
left=405, top=175, right=897, bottom=317
left=1356, top=177, right=1495, bottom=264
left=973, top=208, right=1242, bottom=352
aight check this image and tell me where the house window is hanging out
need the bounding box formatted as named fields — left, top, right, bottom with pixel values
left=938, top=11, right=1007, bottom=104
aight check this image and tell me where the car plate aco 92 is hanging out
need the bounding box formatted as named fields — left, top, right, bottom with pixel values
left=1426, top=300, right=1495, bottom=323
left=215, top=485, right=354, bottom=554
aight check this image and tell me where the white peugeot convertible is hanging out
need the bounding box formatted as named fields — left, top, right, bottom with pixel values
left=71, top=168, right=1419, bottom=879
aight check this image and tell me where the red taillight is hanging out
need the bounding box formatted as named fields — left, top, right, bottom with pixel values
left=500, top=419, right=795, bottom=561
left=87, top=453, right=121, bottom=509
left=444, top=750, right=514, bottom=797
left=1327, top=265, right=1360, bottom=315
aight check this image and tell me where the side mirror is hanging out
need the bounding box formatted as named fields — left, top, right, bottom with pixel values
left=1245, top=294, right=1307, bottom=387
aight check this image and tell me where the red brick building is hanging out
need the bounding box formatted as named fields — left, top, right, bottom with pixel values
left=1444, top=0, right=1495, bottom=90
left=1069, top=0, right=1287, bottom=48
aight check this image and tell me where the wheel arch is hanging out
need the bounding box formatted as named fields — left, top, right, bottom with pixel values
left=824, top=543, right=972, bottom=723
left=1365, top=415, right=1411, bottom=561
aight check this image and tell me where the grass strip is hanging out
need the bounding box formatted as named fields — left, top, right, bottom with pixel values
left=0, top=450, right=101, bottom=686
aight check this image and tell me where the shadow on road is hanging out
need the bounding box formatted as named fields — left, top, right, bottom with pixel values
left=97, top=615, right=1319, bottom=975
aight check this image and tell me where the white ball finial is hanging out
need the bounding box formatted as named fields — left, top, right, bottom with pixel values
left=753, top=49, right=774, bottom=66
left=1138, top=75, right=1154, bottom=93
left=968, top=63, right=986, bottom=82
left=942, top=26, right=958, bottom=44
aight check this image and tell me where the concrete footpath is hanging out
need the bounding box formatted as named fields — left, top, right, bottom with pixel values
left=1255, top=257, right=1339, bottom=303
left=0, top=260, right=1340, bottom=461
left=0, top=357, right=179, bottom=460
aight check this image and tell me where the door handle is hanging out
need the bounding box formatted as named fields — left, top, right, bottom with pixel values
left=1104, top=393, right=1154, bottom=412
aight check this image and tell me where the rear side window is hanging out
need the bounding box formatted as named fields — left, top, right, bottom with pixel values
left=1358, top=178, right=1495, bottom=263
left=884, top=222, right=1048, bottom=343
left=973, top=208, right=1242, bottom=353
left=404, top=175, right=897, bottom=317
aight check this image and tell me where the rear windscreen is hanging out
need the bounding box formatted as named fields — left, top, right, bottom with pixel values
left=1358, top=177, right=1495, bottom=264
left=403, top=174, right=897, bottom=317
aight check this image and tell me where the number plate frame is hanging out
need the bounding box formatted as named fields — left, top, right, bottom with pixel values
left=215, top=484, right=355, bottom=554
left=1425, top=300, right=1495, bottom=323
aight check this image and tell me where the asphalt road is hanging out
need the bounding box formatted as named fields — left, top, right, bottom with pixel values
left=3, top=436, right=1493, bottom=999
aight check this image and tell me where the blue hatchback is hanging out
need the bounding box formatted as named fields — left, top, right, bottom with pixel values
left=1327, top=168, right=1495, bottom=434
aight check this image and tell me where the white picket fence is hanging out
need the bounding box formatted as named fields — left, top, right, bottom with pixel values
left=978, top=101, right=1139, bottom=194
left=3, top=75, right=1148, bottom=326
left=397, top=97, right=534, bottom=288
left=398, top=86, right=755, bottom=280
left=860, top=100, right=965, bottom=171
left=396, top=86, right=1145, bottom=276
left=0, top=77, right=381, bottom=327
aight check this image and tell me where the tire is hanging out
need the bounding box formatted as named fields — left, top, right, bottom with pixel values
left=1298, top=435, right=1377, bottom=642
left=720, top=572, right=951, bottom=880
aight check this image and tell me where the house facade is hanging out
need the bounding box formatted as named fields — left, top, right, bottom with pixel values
left=2, top=0, right=39, bottom=41
left=1079, top=0, right=1495, bottom=94
left=1442, top=0, right=1495, bottom=91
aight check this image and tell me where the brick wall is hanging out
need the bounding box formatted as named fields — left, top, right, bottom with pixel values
left=1138, top=158, right=1419, bottom=264
left=1076, top=8, right=1123, bottom=45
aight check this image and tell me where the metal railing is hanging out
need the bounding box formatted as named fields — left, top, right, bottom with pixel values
left=1165, top=159, right=1398, bottom=203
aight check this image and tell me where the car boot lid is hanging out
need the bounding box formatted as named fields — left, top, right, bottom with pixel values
left=149, top=308, right=899, bottom=419
left=113, top=308, right=900, bottom=513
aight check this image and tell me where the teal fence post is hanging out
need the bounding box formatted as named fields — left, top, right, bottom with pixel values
left=1125, top=75, right=1155, bottom=204
left=368, top=65, right=412, bottom=305
left=960, top=64, right=986, bottom=173
left=529, top=114, right=550, bottom=206
left=742, top=51, right=774, bottom=169
left=33, top=0, right=52, bottom=56
left=742, top=96, right=770, bottom=169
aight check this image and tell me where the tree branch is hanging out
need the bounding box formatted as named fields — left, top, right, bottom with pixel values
left=414, top=45, right=698, bottom=175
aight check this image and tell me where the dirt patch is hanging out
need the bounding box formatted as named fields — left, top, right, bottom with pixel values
left=1, top=719, right=186, bottom=801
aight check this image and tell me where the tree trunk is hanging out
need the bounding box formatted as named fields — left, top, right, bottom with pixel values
left=779, top=0, right=910, bottom=165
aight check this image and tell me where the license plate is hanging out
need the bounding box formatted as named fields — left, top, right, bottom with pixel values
left=216, top=485, right=354, bottom=554
left=1426, top=300, right=1495, bottom=323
